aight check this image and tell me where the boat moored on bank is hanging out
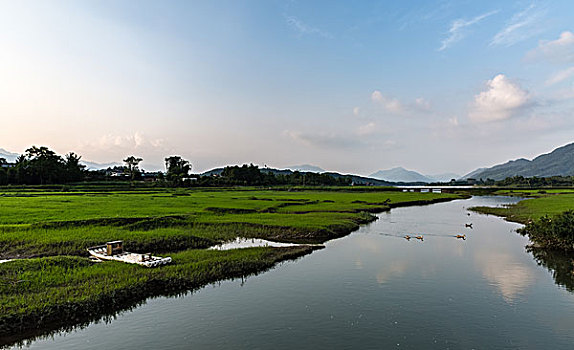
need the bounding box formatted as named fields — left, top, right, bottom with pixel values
left=87, top=240, right=171, bottom=268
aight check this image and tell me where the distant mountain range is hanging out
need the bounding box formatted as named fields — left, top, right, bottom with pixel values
left=462, top=142, right=574, bottom=180
left=284, top=164, right=325, bottom=173
left=81, top=161, right=123, bottom=170
left=369, top=167, right=460, bottom=183
left=0, top=148, right=18, bottom=162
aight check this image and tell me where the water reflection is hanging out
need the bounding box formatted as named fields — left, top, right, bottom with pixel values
left=474, top=250, right=536, bottom=303
left=528, top=247, right=574, bottom=292
left=376, top=261, right=409, bottom=284
left=208, top=237, right=302, bottom=250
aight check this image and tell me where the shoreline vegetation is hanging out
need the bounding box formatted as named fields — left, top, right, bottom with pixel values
left=0, top=187, right=465, bottom=346
left=470, top=192, right=574, bottom=252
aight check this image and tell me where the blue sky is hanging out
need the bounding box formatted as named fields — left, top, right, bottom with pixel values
left=1, top=0, right=573, bottom=175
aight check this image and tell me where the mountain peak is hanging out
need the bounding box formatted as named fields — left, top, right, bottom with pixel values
left=369, top=167, right=433, bottom=183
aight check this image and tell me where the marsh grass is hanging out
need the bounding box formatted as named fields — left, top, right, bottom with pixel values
left=0, top=189, right=461, bottom=257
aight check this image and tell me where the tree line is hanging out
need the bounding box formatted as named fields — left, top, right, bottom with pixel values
left=495, top=175, right=574, bottom=187
left=199, top=164, right=351, bottom=186
left=0, top=146, right=350, bottom=187
left=0, top=146, right=193, bottom=187
left=0, top=146, right=85, bottom=185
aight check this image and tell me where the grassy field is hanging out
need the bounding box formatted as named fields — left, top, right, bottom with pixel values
left=0, top=187, right=464, bottom=344
left=0, top=189, right=462, bottom=257
left=471, top=193, right=574, bottom=224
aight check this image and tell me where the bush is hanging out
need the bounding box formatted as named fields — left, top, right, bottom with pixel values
left=518, top=210, right=574, bottom=251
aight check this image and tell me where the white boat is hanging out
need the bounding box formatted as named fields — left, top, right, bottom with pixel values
left=87, top=240, right=172, bottom=268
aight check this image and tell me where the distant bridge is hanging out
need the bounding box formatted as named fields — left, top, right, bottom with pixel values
left=396, top=186, right=475, bottom=194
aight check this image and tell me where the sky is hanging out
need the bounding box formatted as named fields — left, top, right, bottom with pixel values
left=1, top=0, right=573, bottom=176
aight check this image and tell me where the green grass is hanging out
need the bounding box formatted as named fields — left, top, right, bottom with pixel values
left=491, top=189, right=574, bottom=197
left=0, top=189, right=454, bottom=225
left=0, top=187, right=464, bottom=344
left=0, top=190, right=461, bottom=256
left=471, top=193, right=574, bottom=224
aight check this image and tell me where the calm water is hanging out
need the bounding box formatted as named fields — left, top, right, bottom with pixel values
left=11, top=196, right=574, bottom=349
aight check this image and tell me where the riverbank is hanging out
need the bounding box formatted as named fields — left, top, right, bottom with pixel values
left=0, top=188, right=466, bottom=345
left=470, top=193, right=574, bottom=224
left=470, top=193, right=574, bottom=252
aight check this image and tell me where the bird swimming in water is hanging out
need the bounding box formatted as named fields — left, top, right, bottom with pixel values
left=415, top=235, right=424, bottom=241
left=404, top=235, right=411, bottom=240
left=456, top=234, right=466, bottom=240
left=465, top=223, right=473, bottom=228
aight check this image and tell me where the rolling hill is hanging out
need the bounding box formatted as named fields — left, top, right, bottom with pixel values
left=463, top=142, right=574, bottom=180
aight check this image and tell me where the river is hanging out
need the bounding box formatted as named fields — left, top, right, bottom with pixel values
left=9, top=196, right=574, bottom=349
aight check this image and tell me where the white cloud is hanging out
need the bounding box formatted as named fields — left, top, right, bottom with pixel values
left=439, top=10, right=499, bottom=51
left=527, top=31, right=574, bottom=63
left=470, top=74, right=530, bottom=122
left=371, top=91, right=403, bottom=113
left=285, top=15, right=332, bottom=39
left=491, top=4, right=546, bottom=47
left=545, top=66, right=574, bottom=86
left=356, top=122, right=376, bottom=136
left=80, top=132, right=167, bottom=158
left=371, top=91, right=432, bottom=115
left=415, top=97, right=431, bottom=111
left=353, top=106, right=361, bottom=116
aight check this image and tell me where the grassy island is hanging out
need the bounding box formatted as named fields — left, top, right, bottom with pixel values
left=0, top=187, right=464, bottom=345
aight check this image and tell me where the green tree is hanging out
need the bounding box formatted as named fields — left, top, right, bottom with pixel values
left=24, top=146, right=65, bottom=184
left=164, top=156, right=192, bottom=186
left=12, top=154, right=27, bottom=184
left=123, top=156, right=143, bottom=183
left=221, top=164, right=263, bottom=185
left=64, top=152, right=86, bottom=182
left=0, top=158, right=7, bottom=185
